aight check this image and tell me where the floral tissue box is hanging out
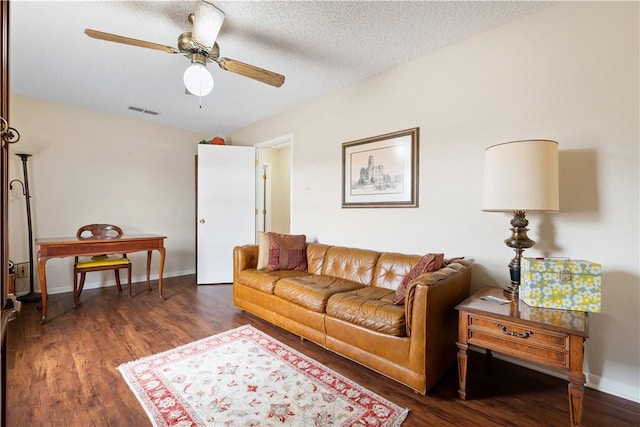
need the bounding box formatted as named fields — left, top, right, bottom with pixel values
left=520, top=257, right=601, bottom=313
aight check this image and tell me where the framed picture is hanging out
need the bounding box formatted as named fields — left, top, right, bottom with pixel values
left=342, top=127, right=419, bottom=208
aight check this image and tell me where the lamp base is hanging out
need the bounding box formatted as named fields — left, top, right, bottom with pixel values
left=503, top=210, right=534, bottom=299
left=503, top=265, right=520, bottom=298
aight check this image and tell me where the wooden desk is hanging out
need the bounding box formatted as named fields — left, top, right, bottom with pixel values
left=456, top=287, right=589, bottom=427
left=36, top=234, right=167, bottom=324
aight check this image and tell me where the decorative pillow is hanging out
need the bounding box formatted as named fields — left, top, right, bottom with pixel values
left=257, top=232, right=307, bottom=272
left=393, top=253, right=444, bottom=305
left=256, top=231, right=271, bottom=270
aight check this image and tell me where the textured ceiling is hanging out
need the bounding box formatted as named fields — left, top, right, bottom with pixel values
left=9, top=1, right=553, bottom=137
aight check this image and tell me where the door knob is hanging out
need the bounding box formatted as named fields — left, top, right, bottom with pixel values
left=199, top=219, right=205, bottom=224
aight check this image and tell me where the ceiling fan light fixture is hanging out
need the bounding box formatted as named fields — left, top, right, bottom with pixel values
left=192, top=1, right=225, bottom=50
left=184, top=63, right=214, bottom=97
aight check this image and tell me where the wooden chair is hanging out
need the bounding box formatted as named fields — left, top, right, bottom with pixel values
left=73, top=224, right=132, bottom=307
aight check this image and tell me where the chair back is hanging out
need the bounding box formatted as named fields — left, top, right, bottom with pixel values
left=77, top=224, right=124, bottom=240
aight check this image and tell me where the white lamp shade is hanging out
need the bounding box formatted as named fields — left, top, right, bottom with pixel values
left=184, top=63, right=214, bottom=96
left=192, top=1, right=225, bottom=49
left=482, top=140, right=559, bottom=212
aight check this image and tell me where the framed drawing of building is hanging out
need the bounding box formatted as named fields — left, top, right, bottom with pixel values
left=342, top=127, right=419, bottom=208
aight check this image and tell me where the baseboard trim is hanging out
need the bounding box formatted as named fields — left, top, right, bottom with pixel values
left=36, top=269, right=196, bottom=295
left=470, top=348, right=639, bottom=403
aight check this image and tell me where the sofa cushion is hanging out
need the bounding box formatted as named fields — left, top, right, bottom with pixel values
left=393, top=253, right=444, bottom=305
left=307, top=243, right=332, bottom=274
left=322, top=246, right=380, bottom=286
left=326, top=287, right=406, bottom=337
left=274, top=275, right=364, bottom=312
left=237, top=269, right=310, bottom=294
left=372, top=252, right=422, bottom=290
left=257, top=232, right=308, bottom=272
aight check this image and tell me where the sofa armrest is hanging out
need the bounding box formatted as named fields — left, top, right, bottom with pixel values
left=233, top=244, right=259, bottom=282
left=405, top=260, right=471, bottom=337
left=402, top=260, right=471, bottom=391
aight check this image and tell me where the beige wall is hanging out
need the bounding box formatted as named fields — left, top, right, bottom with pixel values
left=8, top=96, right=205, bottom=294
left=228, top=3, right=639, bottom=401
left=271, top=146, right=291, bottom=233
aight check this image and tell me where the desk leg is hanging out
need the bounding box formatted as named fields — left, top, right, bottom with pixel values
left=568, top=335, right=586, bottom=426
left=36, top=257, right=48, bottom=324
left=157, top=247, right=166, bottom=300
left=145, top=250, right=152, bottom=292
left=145, top=248, right=166, bottom=300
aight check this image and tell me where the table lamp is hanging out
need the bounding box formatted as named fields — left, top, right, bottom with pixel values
left=482, top=140, right=559, bottom=297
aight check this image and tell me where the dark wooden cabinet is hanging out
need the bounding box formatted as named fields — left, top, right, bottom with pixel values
left=1, top=2, right=8, bottom=424
left=1, top=4, right=15, bottom=426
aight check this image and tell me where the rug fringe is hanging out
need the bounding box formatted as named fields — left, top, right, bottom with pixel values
left=117, top=365, right=162, bottom=427
left=392, top=408, right=410, bottom=426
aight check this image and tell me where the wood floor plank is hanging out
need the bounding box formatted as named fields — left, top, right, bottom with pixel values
left=5, top=275, right=639, bottom=426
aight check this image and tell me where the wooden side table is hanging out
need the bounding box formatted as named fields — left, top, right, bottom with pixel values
left=456, top=287, right=589, bottom=427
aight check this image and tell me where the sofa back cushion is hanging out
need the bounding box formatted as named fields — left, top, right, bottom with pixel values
left=372, top=253, right=422, bottom=290
left=307, top=243, right=332, bottom=274
left=322, top=246, right=380, bottom=286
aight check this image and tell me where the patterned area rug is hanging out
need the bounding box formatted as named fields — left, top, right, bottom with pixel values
left=118, top=325, right=409, bottom=426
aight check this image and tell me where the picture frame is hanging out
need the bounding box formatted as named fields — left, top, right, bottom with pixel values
left=342, top=127, right=419, bottom=208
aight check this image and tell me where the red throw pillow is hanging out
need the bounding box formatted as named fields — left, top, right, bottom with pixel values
left=266, top=232, right=308, bottom=272
left=393, top=253, right=444, bottom=305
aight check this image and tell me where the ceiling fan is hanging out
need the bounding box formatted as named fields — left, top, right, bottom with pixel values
left=84, top=1, right=285, bottom=97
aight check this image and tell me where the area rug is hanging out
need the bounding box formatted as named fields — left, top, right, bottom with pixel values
left=118, top=325, right=409, bottom=426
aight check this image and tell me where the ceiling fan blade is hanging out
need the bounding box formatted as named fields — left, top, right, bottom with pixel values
left=84, top=29, right=179, bottom=54
left=217, top=58, right=285, bottom=88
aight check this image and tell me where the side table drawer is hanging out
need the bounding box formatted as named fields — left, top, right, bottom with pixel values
left=466, top=314, right=570, bottom=369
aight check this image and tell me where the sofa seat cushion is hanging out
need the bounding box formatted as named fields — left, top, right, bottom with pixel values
left=237, top=269, right=310, bottom=294
left=326, top=287, right=406, bottom=337
left=274, top=275, right=364, bottom=312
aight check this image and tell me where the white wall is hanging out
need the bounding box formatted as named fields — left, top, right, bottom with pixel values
left=8, top=95, right=205, bottom=295
left=228, top=3, right=639, bottom=402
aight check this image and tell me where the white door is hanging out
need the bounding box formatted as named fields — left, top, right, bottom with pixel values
left=197, top=144, right=256, bottom=284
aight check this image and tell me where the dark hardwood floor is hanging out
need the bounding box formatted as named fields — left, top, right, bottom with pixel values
left=5, top=275, right=639, bottom=426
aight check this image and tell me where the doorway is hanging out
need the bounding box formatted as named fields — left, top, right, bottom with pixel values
left=256, top=134, right=292, bottom=236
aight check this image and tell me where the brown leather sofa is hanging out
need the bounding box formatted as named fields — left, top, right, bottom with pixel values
left=233, top=243, right=471, bottom=394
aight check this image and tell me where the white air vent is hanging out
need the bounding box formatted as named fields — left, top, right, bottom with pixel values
left=128, top=106, right=159, bottom=116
